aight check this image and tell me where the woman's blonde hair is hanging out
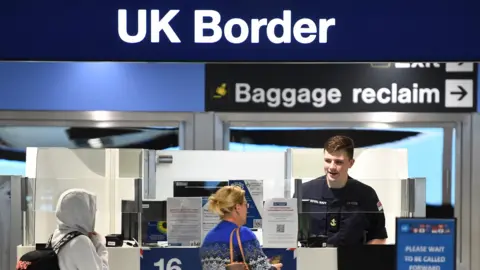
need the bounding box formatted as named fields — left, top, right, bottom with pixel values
left=208, top=185, right=246, bottom=218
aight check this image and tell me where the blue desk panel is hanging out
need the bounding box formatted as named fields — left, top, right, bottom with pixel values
left=140, top=247, right=296, bottom=270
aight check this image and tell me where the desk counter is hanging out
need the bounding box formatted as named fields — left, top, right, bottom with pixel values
left=18, top=245, right=340, bottom=270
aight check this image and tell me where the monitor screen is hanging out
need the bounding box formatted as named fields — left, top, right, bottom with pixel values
left=121, top=200, right=167, bottom=245
left=173, top=181, right=228, bottom=197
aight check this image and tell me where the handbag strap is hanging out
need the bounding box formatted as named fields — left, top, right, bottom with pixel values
left=228, top=227, right=249, bottom=269
left=235, top=228, right=249, bottom=270
left=229, top=228, right=236, bottom=264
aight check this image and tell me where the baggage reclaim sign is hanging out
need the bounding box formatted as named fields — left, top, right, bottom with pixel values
left=205, top=63, right=478, bottom=113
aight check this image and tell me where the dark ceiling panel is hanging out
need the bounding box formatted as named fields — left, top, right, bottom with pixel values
left=230, top=129, right=420, bottom=148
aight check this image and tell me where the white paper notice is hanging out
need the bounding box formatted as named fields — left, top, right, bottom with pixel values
left=262, top=198, right=298, bottom=248
left=201, top=197, right=220, bottom=242
left=167, top=197, right=202, bottom=246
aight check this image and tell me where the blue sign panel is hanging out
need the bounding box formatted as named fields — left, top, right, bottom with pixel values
left=140, top=247, right=296, bottom=270
left=229, top=180, right=263, bottom=229
left=477, top=69, right=480, bottom=112
left=0, top=62, right=204, bottom=111
left=0, top=0, right=479, bottom=62
left=396, top=218, right=456, bottom=270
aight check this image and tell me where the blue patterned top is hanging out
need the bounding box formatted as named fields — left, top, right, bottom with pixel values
left=200, top=220, right=276, bottom=270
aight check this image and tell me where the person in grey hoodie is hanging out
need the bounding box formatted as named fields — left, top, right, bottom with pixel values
left=50, top=189, right=109, bottom=270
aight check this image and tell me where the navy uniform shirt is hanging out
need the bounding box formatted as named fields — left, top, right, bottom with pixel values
left=296, top=176, right=387, bottom=246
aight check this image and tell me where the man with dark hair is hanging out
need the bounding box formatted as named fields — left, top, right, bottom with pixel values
left=296, top=135, right=387, bottom=246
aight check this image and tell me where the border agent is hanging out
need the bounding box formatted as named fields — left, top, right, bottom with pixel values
left=297, top=135, right=387, bottom=246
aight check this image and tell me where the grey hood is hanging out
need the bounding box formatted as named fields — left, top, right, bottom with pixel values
left=55, top=188, right=97, bottom=235
left=50, top=189, right=109, bottom=270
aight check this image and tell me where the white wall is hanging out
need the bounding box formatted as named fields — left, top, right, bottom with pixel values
left=154, top=150, right=286, bottom=201
left=290, top=148, right=409, bottom=244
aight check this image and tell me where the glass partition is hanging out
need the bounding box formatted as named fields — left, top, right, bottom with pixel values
left=229, top=126, right=449, bottom=217
left=23, top=177, right=36, bottom=246
left=29, top=177, right=139, bottom=244
left=116, top=177, right=138, bottom=237
left=292, top=178, right=426, bottom=245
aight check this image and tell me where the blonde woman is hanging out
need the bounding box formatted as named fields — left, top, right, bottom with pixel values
left=200, top=185, right=282, bottom=270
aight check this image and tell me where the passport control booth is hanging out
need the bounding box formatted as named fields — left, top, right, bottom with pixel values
left=9, top=146, right=427, bottom=270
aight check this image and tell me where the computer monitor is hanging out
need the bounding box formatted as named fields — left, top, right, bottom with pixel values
left=173, top=181, right=228, bottom=197
left=121, top=200, right=167, bottom=245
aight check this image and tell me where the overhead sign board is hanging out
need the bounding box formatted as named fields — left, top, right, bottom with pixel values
left=205, top=63, right=478, bottom=113
left=396, top=218, right=456, bottom=270
left=1, top=0, right=479, bottom=61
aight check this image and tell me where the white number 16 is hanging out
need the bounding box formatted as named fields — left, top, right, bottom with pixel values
left=154, top=258, right=182, bottom=270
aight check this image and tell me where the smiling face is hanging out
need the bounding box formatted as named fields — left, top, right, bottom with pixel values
left=324, top=150, right=354, bottom=183
left=323, top=135, right=356, bottom=186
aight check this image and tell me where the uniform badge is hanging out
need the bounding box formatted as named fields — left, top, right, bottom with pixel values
left=330, top=218, right=337, bottom=227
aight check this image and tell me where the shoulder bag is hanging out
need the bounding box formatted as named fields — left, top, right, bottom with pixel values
left=226, top=227, right=249, bottom=270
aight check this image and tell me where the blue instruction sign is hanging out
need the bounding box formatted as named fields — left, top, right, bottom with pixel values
left=396, top=218, right=456, bottom=270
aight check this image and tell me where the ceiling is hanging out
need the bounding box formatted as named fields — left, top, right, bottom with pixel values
left=0, top=126, right=178, bottom=149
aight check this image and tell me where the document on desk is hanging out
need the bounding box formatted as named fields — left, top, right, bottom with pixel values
left=262, top=198, right=298, bottom=248
left=167, top=197, right=202, bottom=246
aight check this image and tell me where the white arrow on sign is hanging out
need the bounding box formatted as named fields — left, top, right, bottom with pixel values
left=444, top=79, right=474, bottom=108
left=445, top=62, right=474, bottom=72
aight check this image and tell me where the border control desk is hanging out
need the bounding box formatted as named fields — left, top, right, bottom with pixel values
left=17, top=246, right=141, bottom=270
left=139, top=246, right=395, bottom=270
left=17, top=245, right=395, bottom=270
